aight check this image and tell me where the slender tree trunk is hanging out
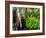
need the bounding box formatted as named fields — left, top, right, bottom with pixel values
left=16, top=8, right=22, bottom=28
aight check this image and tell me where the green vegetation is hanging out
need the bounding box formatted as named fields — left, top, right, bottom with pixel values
left=26, top=16, right=40, bottom=30
left=25, top=8, right=40, bottom=30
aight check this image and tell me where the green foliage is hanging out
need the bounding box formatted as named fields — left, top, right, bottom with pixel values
left=26, top=16, right=40, bottom=30
left=25, top=8, right=40, bottom=30
left=32, top=8, right=40, bottom=19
